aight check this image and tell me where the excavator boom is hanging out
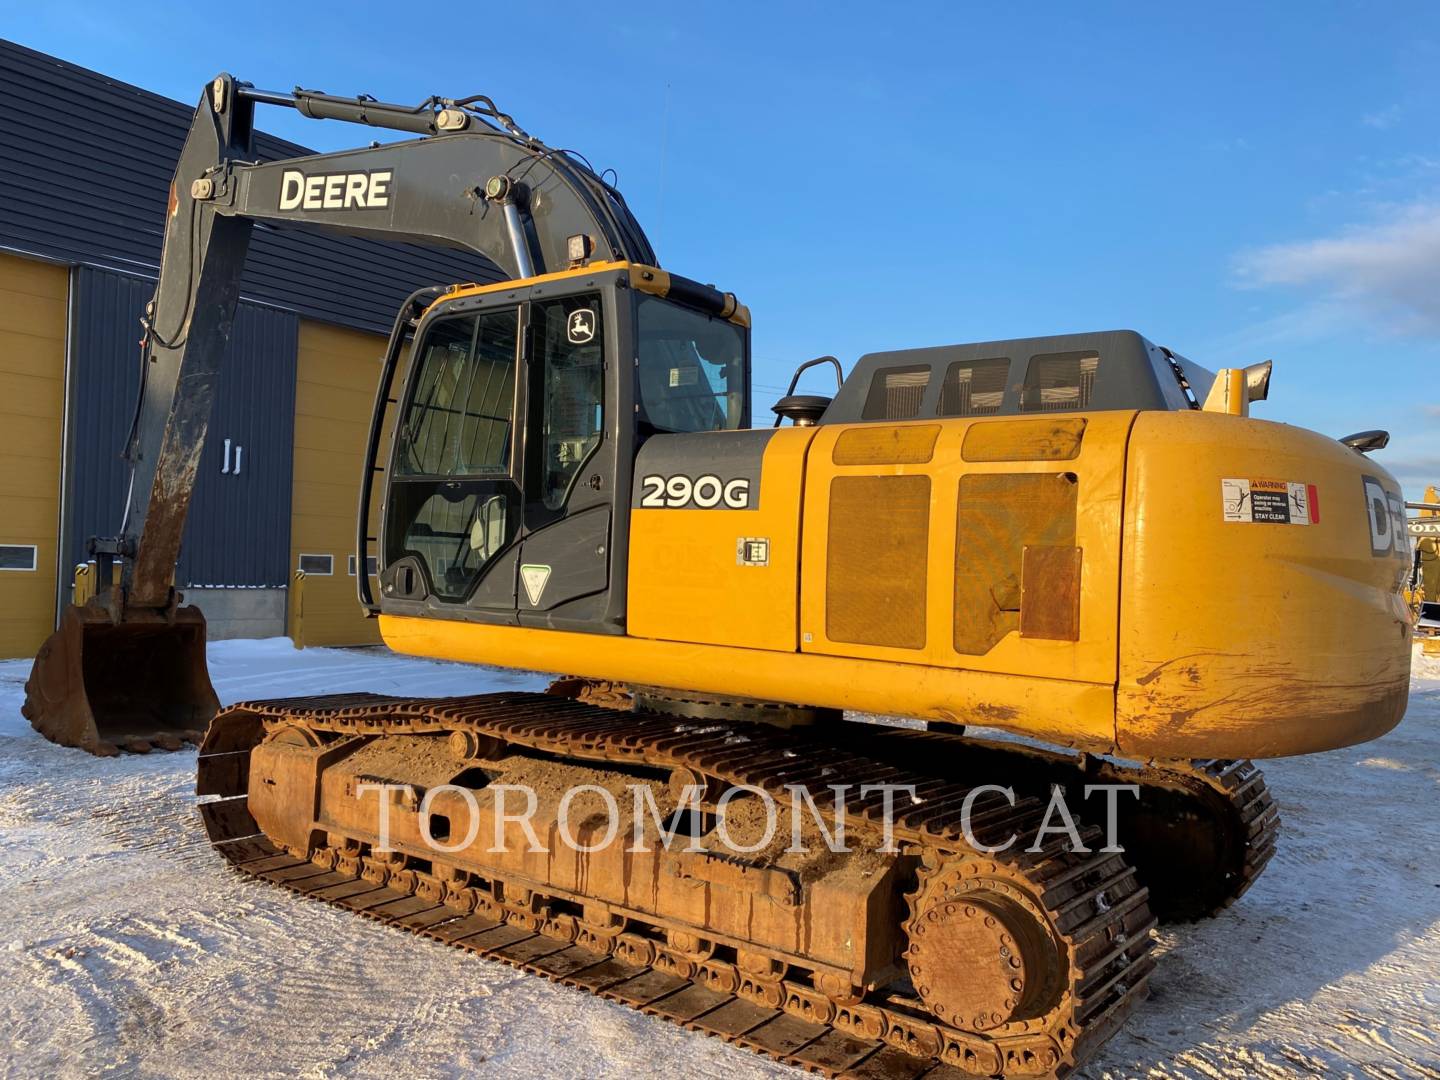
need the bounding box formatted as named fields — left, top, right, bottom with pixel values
left=24, top=74, right=661, bottom=753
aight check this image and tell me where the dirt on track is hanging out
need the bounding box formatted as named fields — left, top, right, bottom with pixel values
left=1, top=638, right=1438, bottom=1079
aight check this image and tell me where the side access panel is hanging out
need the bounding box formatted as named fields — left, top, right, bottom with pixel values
left=627, top=427, right=815, bottom=651
left=799, top=413, right=1135, bottom=746
left=516, top=505, right=611, bottom=611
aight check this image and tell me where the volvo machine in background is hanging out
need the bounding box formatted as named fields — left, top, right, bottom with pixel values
left=23, top=77, right=1413, bottom=1077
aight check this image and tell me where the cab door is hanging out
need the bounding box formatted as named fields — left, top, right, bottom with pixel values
left=514, top=290, right=618, bottom=630
left=382, top=303, right=522, bottom=614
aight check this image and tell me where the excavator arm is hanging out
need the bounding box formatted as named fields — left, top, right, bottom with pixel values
left=25, top=73, right=657, bottom=753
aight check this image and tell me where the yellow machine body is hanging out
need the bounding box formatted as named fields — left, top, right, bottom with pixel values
left=1415, top=484, right=1439, bottom=610
left=381, top=406, right=1411, bottom=761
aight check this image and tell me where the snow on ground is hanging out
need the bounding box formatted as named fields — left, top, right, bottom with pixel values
left=0, top=638, right=1437, bottom=1079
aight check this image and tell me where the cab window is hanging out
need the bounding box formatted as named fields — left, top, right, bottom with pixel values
left=529, top=295, right=605, bottom=509
left=635, top=294, right=746, bottom=435
left=387, top=307, right=520, bottom=601
left=396, top=311, right=518, bottom=476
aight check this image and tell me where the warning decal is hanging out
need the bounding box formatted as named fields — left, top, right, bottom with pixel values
left=520, top=564, right=552, bottom=606
left=1222, top=478, right=1320, bottom=525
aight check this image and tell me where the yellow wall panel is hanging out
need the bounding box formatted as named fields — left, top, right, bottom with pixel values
left=0, top=294, right=65, bottom=338
left=0, top=368, right=62, bottom=419
left=290, top=486, right=371, bottom=529
left=0, top=454, right=60, bottom=496
left=5, top=496, right=62, bottom=535
left=0, top=255, right=67, bottom=297
left=0, top=328, right=69, bottom=380
left=293, top=415, right=374, bottom=454
left=293, top=445, right=362, bottom=486
left=291, top=320, right=387, bottom=646
left=0, top=415, right=68, bottom=460
left=0, top=253, right=66, bottom=658
left=294, top=381, right=376, bottom=423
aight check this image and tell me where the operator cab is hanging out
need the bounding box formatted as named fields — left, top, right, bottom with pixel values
left=373, top=264, right=750, bottom=634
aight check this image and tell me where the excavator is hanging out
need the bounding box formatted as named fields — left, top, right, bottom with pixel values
left=22, top=76, right=1413, bottom=1077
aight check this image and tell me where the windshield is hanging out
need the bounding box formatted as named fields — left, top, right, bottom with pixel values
left=635, top=294, right=747, bottom=435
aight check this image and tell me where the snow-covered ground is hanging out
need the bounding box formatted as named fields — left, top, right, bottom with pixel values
left=1, top=638, right=1437, bottom=1079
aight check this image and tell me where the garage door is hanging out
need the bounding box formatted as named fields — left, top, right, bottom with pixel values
left=292, top=320, right=389, bottom=646
left=0, top=253, right=66, bottom=658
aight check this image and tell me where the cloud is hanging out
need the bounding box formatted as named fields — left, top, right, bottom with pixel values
left=1424, top=404, right=1440, bottom=419
left=1234, top=202, right=1440, bottom=333
left=1378, top=454, right=1440, bottom=489
left=1363, top=104, right=1403, bottom=130
left=1191, top=301, right=1351, bottom=366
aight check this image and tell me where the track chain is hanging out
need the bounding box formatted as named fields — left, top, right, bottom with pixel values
left=818, top=724, right=1280, bottom=923
left=198, top=691, right=1158, bottom=1078
left=1139, top=757, right=1281, bottom=917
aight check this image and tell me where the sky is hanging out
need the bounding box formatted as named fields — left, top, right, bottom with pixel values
left=8, top=3, right=1439, bottom=490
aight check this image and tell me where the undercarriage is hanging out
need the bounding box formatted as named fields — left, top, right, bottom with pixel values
left=556, top=683, right=1282, bottom=924
left=198, top=692, right=1159, bottom=1078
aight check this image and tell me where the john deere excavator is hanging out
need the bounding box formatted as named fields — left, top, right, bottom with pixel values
left=23, top=76, right=1413, bottom=1077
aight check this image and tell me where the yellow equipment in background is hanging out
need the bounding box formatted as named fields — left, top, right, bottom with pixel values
left=1410, top=483, right=1440, bottom=649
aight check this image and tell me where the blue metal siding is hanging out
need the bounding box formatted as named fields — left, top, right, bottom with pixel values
left=67, top=266, right=297, bottom=588
left=180, top=301, right=297, bottom=587
left=0, top=38, right=504, bottom=334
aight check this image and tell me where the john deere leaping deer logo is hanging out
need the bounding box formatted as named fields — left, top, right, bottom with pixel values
left=567, top=308, right=596, bottom=344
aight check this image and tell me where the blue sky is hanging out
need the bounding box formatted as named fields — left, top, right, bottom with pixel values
left=10, top=4, right=1439, bottom=489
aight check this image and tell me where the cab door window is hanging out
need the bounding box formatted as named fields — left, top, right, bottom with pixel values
left=397, top=312, right=517, bottom=476
left=527, top=295, right=604, bottom=510
left=387, top=308, right=520, bottom=600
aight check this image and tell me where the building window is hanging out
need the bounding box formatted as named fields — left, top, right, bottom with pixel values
left=348, top=555, right=379, bottom=577
left=0, top=544, right=37, bottom=571
left=297, top=553, right=333, bottom=576
left=862, top=365, right=931, bottom=420
left=938, top=358, right=1010, bottom=417
left=1021, top=352, right=1100, bottom=412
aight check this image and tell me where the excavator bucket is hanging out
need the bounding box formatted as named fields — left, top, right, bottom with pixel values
left=22, top=602, right=219, bottom=756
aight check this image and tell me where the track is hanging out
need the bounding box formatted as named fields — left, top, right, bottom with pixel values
left=831, top=725, right=1281, bottom=923
left=197, top=692, right=1158, bottom=1078
left=545, top=683, right=1281, bottom=923
left=1090, top=756, right=1279, bottom=921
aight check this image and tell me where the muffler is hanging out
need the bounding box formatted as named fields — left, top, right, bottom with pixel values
left=22, top=601, right=220, bottom=756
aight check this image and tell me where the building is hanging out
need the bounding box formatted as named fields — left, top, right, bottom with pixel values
left=0, top=40, right=502, bottom=657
